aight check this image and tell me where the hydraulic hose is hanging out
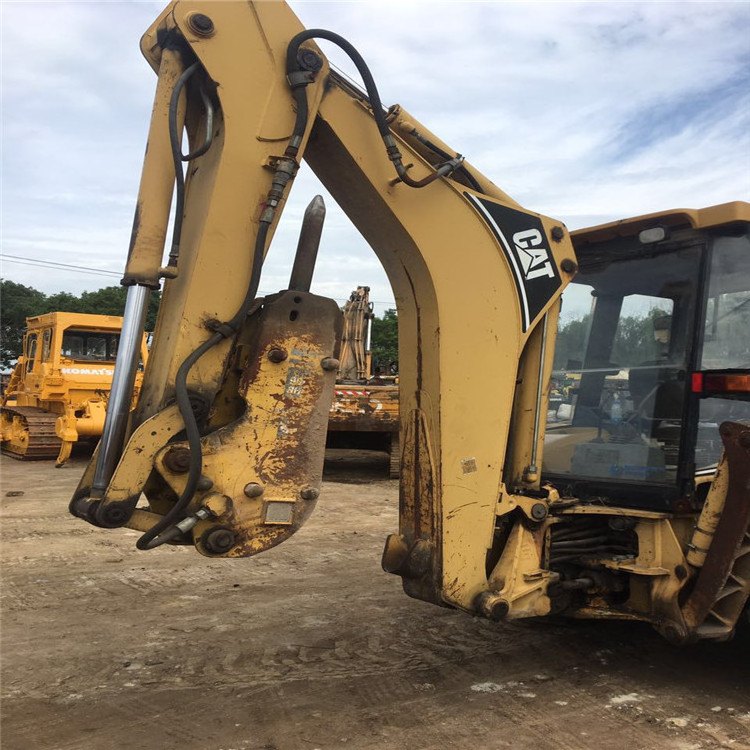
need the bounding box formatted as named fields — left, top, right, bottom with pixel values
left=167, top=62, right=199, bottom=267
left=286, top=30, right=464, bottom=189
left=167, top=63, right=216, bottom=268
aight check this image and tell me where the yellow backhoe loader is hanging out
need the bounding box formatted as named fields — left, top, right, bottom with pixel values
left=70, top=1, right=749, bottom=644
left=1, top=312, right=148, bottom=465
left=329, top=286, right=400, bottom=477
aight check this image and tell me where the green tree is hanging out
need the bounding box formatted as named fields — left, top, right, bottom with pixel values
left=1, top=280, right=47, bottom=369
left=611, top=308, right=670, bottom=364
left=554, top=307, right=672, bottom=372
left=553, top=315, right=591, bottom=370
left=370, top=308, right=398, bottom=373
left=43, top=291, right=80, bottom=313
left=77, top=286, right=161, bottom=331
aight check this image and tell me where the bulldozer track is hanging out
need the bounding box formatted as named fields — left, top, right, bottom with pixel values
left=1, top=406, right=61, bottom=461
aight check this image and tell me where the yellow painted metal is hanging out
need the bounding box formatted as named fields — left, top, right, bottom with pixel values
left=687, top=456, right=730, bottom=568
left=485, top=522, right=556, bottom=619
left=130, top=1, right=330, bottom=426
left=572, top=201, right=750, bottom=246
left=74, top=0, right=574, bottom=614
left=121, top=46, right=186, bottom=288
left=304, top=74, right=576, bottom=612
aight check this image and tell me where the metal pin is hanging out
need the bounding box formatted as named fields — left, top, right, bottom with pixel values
left=288, top=195, right=326, bottom=292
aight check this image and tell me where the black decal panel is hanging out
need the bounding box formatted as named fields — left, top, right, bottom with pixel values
left=466, top=193, right=562, bottom=331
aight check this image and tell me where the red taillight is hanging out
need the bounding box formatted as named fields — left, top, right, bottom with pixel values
left=693, top=372, right=750, bottom=393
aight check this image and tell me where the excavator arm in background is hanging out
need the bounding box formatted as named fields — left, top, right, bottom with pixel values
left=70, top=0, right=750, bottom=643
left=338, top=286, right=374, bottom=384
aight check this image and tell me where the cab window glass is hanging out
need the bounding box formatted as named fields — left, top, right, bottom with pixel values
left=701, top=234, right=750, bottom=370
left=61, top=330, right=120, bottom=361
left=42, top=329, right=52, bottom=361
left=697, top=397, right=750, bottom=469
left=26, top=334, right=38, bottom=373
left=62, top=335, right=84, bottom=358
left=544, top=244, right=701, bottom=486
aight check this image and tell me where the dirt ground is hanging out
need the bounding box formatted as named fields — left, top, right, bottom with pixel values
left=1, top=450, right=749, bottom=750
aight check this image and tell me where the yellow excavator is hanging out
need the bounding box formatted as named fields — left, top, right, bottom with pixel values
left=1, top=312, right=148, bottom=465
left=329, top=286, right=400, bottom=477
left=70, top=0, right=749, bottom=644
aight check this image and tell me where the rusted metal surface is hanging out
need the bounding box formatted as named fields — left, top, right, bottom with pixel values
left=125, top=291, right=343, bottom=557
left=682, top=421, right=750, bottom=630
left=0, top=406, right=61, bottom=460
left=383, top=407, right=442, bottom=605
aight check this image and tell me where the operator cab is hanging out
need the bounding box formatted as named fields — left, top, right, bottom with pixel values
left=543, top=204, right=750, bottom=511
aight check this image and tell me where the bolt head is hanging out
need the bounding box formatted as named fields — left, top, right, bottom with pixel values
left=530, top=502, right=548, bottom=520
left=204, top=528, right=235, bottom=554
left=560, top=258, right=577, bottom=274
left=164, top=445, right=191, bottom=474
left=300, top=486, right=320, bottom=501
left=268, top=348, right=288, bottom=364
left=187, top=12, right=214, bottom=36
left=243, top=482, right=264, bottom=498
left=321, top=357, right=340, bottom=372
left=196, top=475, right=214, bottom=492
left=103, top=504, right=128, bottom=526
left=297, top=48, right=323, bottom=72
left=488, top=600, right=510, bottom=621
left=475, top=590, right=510, bottom=621
left=551, top=226, right=565, bottom=242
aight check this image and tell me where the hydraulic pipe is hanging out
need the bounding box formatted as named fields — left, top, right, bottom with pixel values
left=91, top=284, right=150, bottom=496
left=526, top=314, right=549, bottom=482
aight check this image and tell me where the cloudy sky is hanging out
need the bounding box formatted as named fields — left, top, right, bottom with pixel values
left=2, top=1, right=749, bottom=317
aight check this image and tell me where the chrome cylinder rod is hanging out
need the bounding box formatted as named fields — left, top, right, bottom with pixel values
left=91, top=284, right=150, bottom=495
left=527, top=313, right=549, bottom=478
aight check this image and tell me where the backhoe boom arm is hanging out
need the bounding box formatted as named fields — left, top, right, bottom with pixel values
left=70, top=0, right=575, bottom=615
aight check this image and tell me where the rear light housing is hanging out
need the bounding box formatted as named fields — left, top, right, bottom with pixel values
left=691, top=371, right=750, bottom=394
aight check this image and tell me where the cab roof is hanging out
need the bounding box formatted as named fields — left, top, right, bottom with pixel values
left=572, top=201, right=750, bottom=247
left=25, top=312, right=125, bottom=332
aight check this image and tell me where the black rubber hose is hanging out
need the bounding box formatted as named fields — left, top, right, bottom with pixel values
left=289, top=85, right=309, bottom=154
left=287, top=30, right=391, bottom=138
left=287, top=30, right=459, bottom=188
left=167, top=62, right=200, bottom=267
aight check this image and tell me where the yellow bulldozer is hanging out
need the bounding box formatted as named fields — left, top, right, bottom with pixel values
left=1, top=312, right=148, bottom=466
